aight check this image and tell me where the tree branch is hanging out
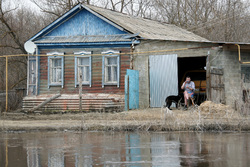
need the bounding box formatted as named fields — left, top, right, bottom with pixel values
left=10, top=76, right=27, bottom=89
left=0, top=0, right=26, bottom=53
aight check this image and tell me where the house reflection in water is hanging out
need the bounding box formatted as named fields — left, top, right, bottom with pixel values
left=22, top=132, right=198, bottom=167
left=48, top=148, right=64, bottom=167
left=0, top=132, right=246, bottom=167
left=26, top=146, right=41, bottom=167
left=151, top=133, right=180, bottom=166
left=125, top=134, right=142, bottom=163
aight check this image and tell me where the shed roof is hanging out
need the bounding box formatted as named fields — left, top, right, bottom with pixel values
left=83, top=4, right=209, bottom=42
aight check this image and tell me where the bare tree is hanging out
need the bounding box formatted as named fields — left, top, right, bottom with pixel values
left=31, top=0, right=91, bottom=18
left=153, top=0, right=250, bottom=42
left=0, top=0, right=49, bottom=110
left=0, top=0, right=26, bottom=53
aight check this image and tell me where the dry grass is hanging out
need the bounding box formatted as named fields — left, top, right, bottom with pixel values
left=1, top=101, right=249, bottom=132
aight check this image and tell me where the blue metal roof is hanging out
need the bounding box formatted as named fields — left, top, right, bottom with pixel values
left=28, top=3, right=208, bottom=44
left=34, top=34, right=133, bottom=43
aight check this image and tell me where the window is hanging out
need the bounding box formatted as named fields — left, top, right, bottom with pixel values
left=241, top=65, right=250, bottom=83
left=47, top=52, right=64, bottom=88
left=102, top=50, right=120, bottom=87
left=74, top=51, right=92, bottom=87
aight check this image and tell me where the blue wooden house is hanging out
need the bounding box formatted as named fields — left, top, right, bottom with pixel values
left=23, top=3, right=211, bottom=111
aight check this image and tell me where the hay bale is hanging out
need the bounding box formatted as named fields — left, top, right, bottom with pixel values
left=199, top=101, right=233, bottom=114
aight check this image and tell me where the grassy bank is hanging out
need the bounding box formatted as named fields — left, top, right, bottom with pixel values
left=0, top=106, right=249, bottom=132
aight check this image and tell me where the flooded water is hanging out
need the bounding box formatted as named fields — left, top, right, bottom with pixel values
left=0, top=131, right=249, bottom=167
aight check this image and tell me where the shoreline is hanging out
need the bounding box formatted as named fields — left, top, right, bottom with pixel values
left=1, top=121, right=249, bottom=132
left=1, top=108, right=249, bottom=132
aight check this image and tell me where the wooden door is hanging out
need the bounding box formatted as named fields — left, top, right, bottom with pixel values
left=27, top=56, right=37, bottom=96
left=207, top=67, right=225, bottom=104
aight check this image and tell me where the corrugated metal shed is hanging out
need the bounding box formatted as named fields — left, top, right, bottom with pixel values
left=149, top=54, right=178, bottom=107
left=84, top=4, right=209, bottom=42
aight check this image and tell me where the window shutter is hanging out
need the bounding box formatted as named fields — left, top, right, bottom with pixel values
left=74, top=56, right=77, bottom=88
left=61, top=56, right=64, bottom=88
left=102, top=55, right=105, bottom=88
left=117, top=55, right=120, bottom=88
left=89, top=56, right=92, bottom=87
left=47, top=57, right=50, bottom=88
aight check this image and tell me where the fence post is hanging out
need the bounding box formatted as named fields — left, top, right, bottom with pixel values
left=5, top=56, right=8, bottom=112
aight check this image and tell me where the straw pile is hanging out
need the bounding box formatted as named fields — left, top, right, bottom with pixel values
left=199, top=101, right=234, bottom=117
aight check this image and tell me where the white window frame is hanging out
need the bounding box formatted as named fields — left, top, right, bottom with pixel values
left=102, top=50, right=120, bottom=88
left=47, top=52, right=64, bottom=88
left=74, top=51, right=92, bottom=87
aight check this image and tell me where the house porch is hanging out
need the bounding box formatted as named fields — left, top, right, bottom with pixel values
left=22, top=93, right=124, bottom=112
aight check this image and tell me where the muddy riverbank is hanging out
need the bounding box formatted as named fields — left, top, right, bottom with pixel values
left=1, top=107, right=249, bottom=132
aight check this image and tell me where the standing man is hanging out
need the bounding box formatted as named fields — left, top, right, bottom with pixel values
left=181, top=76, right=195, bottom=110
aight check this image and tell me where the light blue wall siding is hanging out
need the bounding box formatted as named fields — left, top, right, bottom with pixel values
left=46, top=9, right=126, bottom=37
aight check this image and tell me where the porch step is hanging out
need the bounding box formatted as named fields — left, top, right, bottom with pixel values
left=22, top=94, right=125, bottom=112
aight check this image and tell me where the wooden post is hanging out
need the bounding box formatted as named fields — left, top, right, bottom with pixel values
left=28, top=94, right=61, bottom=112
left=206, top=53, right=211, bottom=101
left=5, top=56, right=8, bottom=112
left=35, top=54, right=38, bottom=95
left=79, top=70, right=82, bottom=112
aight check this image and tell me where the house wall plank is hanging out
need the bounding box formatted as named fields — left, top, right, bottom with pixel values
left=46, top=9, right=125, bottom=37
left=38, top=47, right=131, bottom=95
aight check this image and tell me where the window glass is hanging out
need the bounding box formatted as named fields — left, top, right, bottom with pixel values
left=106, top=57, right=117, bottom=82
left=51, top=58, right=62, bottom=83
left=77, top=57, right=90, bottom=83
left=79, top=57, right=89, bottom=66
left=107, top=57, right=117, bottom=65
left=113, top=66, right=117, bottom=81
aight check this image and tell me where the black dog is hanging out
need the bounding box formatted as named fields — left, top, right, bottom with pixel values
left=165, top=95, right=182, bottom=110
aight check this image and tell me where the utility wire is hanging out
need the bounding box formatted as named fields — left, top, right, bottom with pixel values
left=0, top=45, right=215, bottom=58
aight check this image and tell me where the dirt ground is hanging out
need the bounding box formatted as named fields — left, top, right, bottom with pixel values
left=0, top=101, right=249, bottom=132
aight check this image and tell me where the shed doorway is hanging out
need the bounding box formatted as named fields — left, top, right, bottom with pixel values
left=178, top=56, right=207, bottom=104
left=149, top=54, right=178, bottom=107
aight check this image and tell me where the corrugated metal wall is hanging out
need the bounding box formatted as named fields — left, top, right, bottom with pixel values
left=149, top=54, right=178, bottom=107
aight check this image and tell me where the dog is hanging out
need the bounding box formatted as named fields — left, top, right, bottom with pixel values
left=164, top=95, right=182, bottom=110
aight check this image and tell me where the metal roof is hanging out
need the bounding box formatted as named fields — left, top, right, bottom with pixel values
left=83, top=4, right=209, bottom=42
left=29, top=4, right=209, bottom=43
left=34, top=34, right=132, bottom=43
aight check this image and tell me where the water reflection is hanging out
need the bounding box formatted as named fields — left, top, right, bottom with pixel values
left=151, top=133, right=180, bottom=166
left=0, top=132, right=249, bottom=167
